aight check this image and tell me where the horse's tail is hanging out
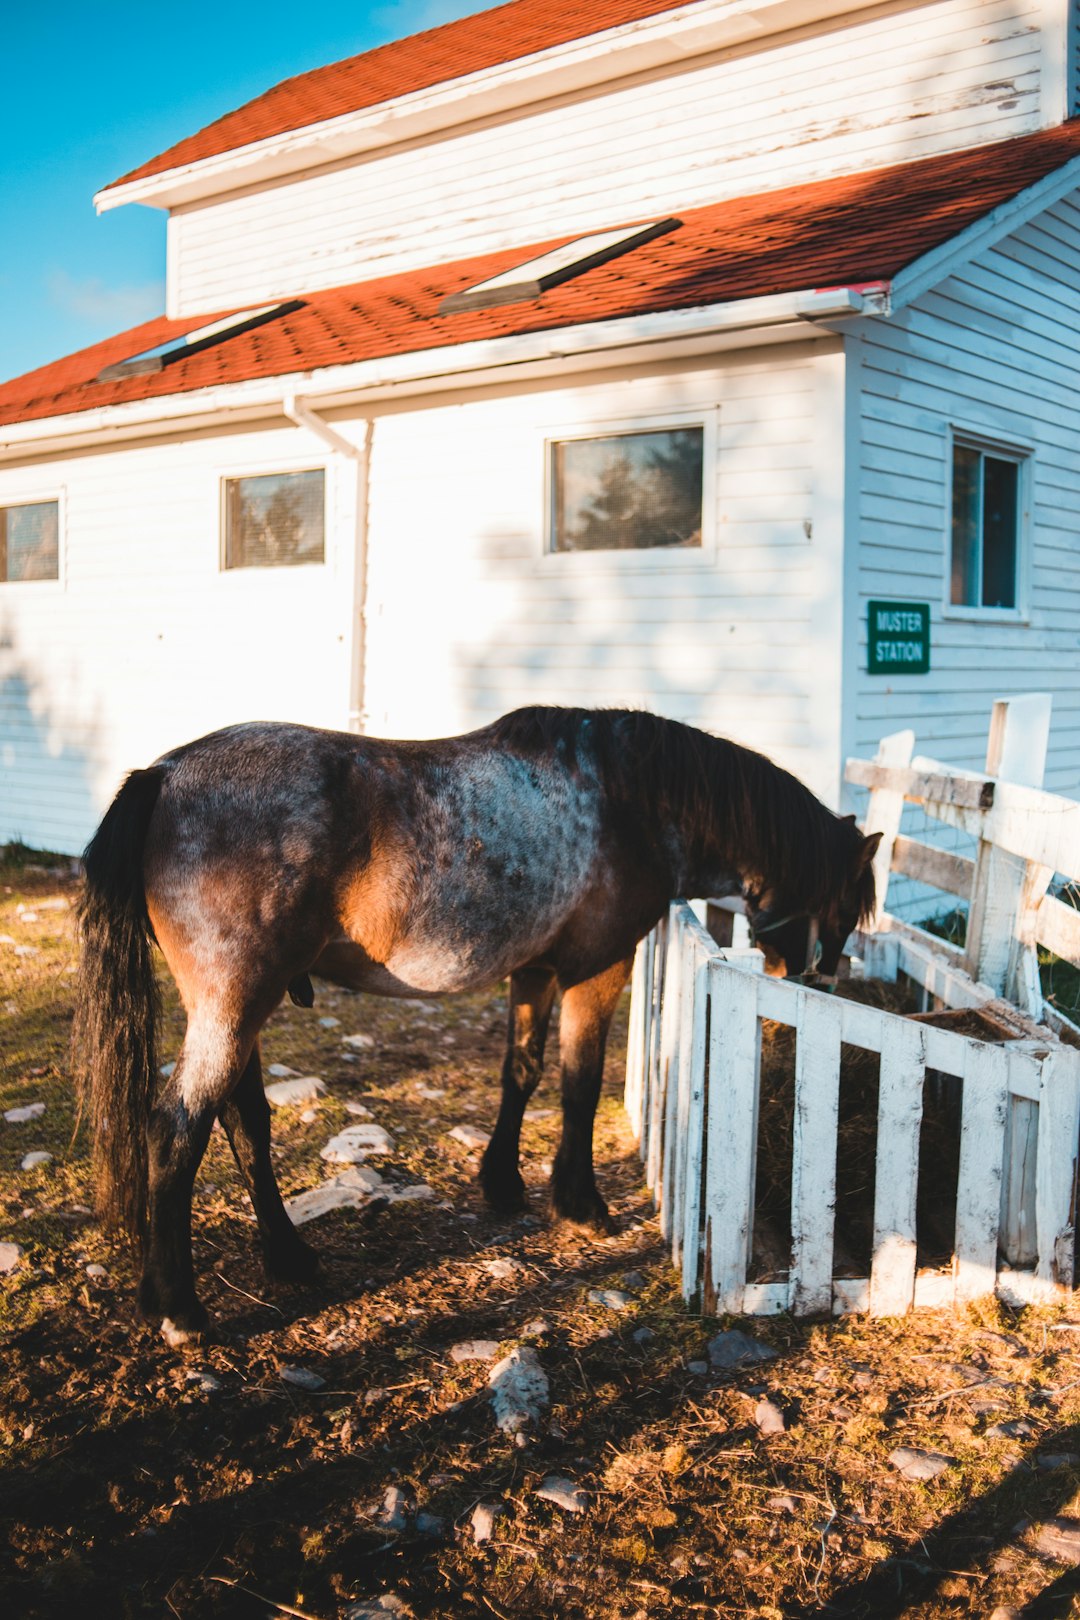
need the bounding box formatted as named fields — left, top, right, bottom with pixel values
left=73, top=767, right=166, bottom=1246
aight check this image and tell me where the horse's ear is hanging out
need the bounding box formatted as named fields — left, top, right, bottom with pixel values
left=840, top=812, right=857, bottom=824
left=858, top=830, right=883, bottom=869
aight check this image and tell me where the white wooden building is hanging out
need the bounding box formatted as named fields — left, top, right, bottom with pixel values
left=1, top=0, right=1079, bottom=859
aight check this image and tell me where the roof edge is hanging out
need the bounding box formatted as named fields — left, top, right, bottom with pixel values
left=0, top=285, right=861, bottom=458
left=96, top=0, right=872, bottom=214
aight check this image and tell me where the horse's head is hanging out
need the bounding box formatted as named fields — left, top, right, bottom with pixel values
left=744, top=821, right=882, bottom=983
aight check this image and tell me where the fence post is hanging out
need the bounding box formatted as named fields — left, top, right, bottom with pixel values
left=861, top=729, right=915, bottom=930
left=965, top=696, right=1052, bottom=1269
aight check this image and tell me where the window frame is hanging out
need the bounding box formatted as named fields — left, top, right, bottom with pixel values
left=0, top=489, right=65, bottom=590
left=943, top=425, right=1032, bottom=624
left=218, top=461, right=329, bottom=574
left=540, top=408, right=718, bottom=572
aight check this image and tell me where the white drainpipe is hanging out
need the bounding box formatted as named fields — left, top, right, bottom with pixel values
left=283, top=393, right=371, bottom=733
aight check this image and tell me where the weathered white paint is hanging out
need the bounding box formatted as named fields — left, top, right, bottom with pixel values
left=789, top=989, right=842, bottom=1316
left=168, top=0, right=1046, bottom=317
left=868, top=1018, right=925, bottom=1316
left=703, top=953, right=761, bottom=1313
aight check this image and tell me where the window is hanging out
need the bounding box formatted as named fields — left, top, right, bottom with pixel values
left=0, top=500, right=59, bottom=582
left=549, top=426, right=704, bottom=552
left=950, top=438, right=1025, bottom=611
left=223, top=469, right=325, bottom=569
left=98, top=301, right=302, bottom=382
left=440, top=219, right=680, bottom=314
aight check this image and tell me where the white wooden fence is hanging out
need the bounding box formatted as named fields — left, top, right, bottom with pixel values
left=625, top=696, right=1080, bottom=1317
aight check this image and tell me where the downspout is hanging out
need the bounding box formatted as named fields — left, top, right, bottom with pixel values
left=283, top=393, right=371, bottom=734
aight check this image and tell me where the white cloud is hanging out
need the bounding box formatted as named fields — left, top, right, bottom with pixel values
left=48, top=270, right=163, bottom=329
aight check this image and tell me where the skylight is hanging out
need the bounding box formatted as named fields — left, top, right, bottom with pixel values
left=439, top=218, right=681, bottom=314
left=96, top=300, right=303, bottom=382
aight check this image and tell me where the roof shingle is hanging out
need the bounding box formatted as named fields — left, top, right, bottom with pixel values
left=7, top=125, right=1080, bottom=433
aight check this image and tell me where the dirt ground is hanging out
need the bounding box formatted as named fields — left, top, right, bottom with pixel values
left=3, top=852, right=1080, bottom=1620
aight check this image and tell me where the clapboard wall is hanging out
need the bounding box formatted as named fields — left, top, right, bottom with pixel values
left=848, top=189, right=1080, bottom=914
left=169, top=0, right=1045, bottom=317
left=0, top=423, right=360, bottom=852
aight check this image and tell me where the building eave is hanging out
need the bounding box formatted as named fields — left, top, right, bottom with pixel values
left=0, top=285, right=869, bottom=462
left=95, top=0, right=874, bottom=214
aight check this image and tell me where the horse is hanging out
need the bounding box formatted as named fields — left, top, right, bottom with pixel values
left=73, top=706, right=880, bottom=1345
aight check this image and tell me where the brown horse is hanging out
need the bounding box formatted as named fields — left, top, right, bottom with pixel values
left=73, top=706, right=879, bottom=1344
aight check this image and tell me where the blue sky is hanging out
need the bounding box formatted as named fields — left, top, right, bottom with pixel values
left=0, top=0, right=482, bottom=385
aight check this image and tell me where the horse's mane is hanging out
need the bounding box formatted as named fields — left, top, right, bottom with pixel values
left=487, top=706, right=874, bottom=921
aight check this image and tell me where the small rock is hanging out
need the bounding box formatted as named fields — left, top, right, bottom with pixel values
left=522, top=1318, right=552, bottom=1339
left=686, top=1360, right=708, bottom=1375
left=769, top=1494, right=799, bottom=1516
left=631, top=1326, right=656, bottom=1345
left=375, top=1486, right=410, bottom=1532
left=321, top=1124, right=394, bottom=1162
left=471, top=1500, right=504, bottom=1545
left=414, top=1511, right=443, bottom=1537
left=535, top=1475, right=588, bottom=1514
left=267, top=1063, right=300, bottom=1078
left=488, top=1346, right=549, bottom=1434
left=621, top=1270, right=646, bottom=1291
left=280, top=1366, right=326, bottom=1391
left=987, top=1419, right=1035, bottom=1440
left=21, top=1152, right=52, bottom=1170
left=185, top=1369, right=222, bottom=1392
left=450, top=1339, right=501, bottom=1364
left=988, top=1608, right=1021, bottom=1620
left=588, top=1288, right=633, bottom=1311
left=1035, top=1517, right=1080, bottom=1563
left=343, top=1033, right=376, bottom=1050
left=707, top=1329, right=778, bottom=1370
left=414, top=1083, right=446, bottom=1100
left=482, top=1257, right=521, bottom=1281
left=286, top=1166, right=385, bottom=1224
left=888, top=1446, right=955, bottom=1481
left=4, top=1103, right=45, bottom=1124
left=754, top=1398, right=786, bottom=1436
left=34, top=897, right=69, bottom=912
left=14, top=945, right=40, bottom=958
left=17, top=910, right=39, bottom=923
left=318, top=1016, right=341, bottom=1028
left=300, top=1108, right=318, bottom=1123
left=385, top=1183, right=435, bottom=1203
left=0, top=1242, right=24, bottom=1274
left=449, top=1124, right=490, bottom=1150
left=85, top=1263, right=108, bottom=1279
left=344, top=1596, right=411, bottom=1620
left=265, top=1076, right=326, bottom=1108
left=1038, top=1453, right=1080, bottom=1471
left=345, top=1100, right=374, bottom=1118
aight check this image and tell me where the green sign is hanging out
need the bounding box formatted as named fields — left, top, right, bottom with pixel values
left=867, top=600, right=930, bottom=674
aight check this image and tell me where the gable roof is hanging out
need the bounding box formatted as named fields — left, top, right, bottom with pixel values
left=6, top=123, right=1080, bottom=434
left=107, top=0, right=691, bottom=192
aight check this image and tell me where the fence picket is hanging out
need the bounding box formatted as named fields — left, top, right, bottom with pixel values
left=658, top=911, right=685, bottom=1236
left=704, top=960, right=760, bottom=1314
left=670, top=939, right=700, bottom=1266
left=623, top=938, right=648, bottom=1141
left=680, top=956, right=711, bottom=1300
left=644, top=917, right=669, bottom=1195
left=954, top=1041, right=1009, bottom=1303
left=869, top=1021, right=926, bottom=1317
left=1034, top=1046, right=1080, bottom=1288
left=790, top=991, right=843, bottom=1315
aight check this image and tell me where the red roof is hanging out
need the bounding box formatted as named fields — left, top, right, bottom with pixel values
left=6, top=126, right=1080, bottom=432
left=109, top=0, right=689, bottom=190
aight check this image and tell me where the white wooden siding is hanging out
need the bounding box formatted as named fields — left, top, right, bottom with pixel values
left=0, top=424, right=361, bottom=852
left=361, top=342, right=847, bottom=801
left=169, top=0, right=1042, bottom=317
left=850, top=191, right=1080, bottom=915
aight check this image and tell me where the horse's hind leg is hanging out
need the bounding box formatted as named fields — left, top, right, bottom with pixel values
left=219, top=1042, right=320, bottom=1285
left=480, top=965, right=557, bottom=1213
left=550, top=956, right=634, bottom=1232
left=138, top=1010, right=250, bottom=1346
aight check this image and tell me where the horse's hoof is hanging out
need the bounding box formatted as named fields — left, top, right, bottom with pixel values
left=479, top=1153, right=527, bottom=1213
left=160, top=1315, right=208, bottom=1349
left=265, top=1241, right=322, bottom=1286
left=550, top=1189, right=616, bottom=1235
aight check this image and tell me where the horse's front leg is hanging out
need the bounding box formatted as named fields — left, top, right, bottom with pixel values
left=138, top=1010, right=248, bottom=1346
left=480, top=964, right=557, bottom=1213
left=550, top=957, right=634, bottom=1232
left=219, top=1041, right=320, bottom=1285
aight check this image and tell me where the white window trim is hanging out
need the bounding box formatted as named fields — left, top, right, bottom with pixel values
left=217, top=459, right=330, bottom=574
left=0, top=488, right=65, bottom=591
left=941, top=425, right=1032, bottom=625
left=539, top=407, right=718, bottom=573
